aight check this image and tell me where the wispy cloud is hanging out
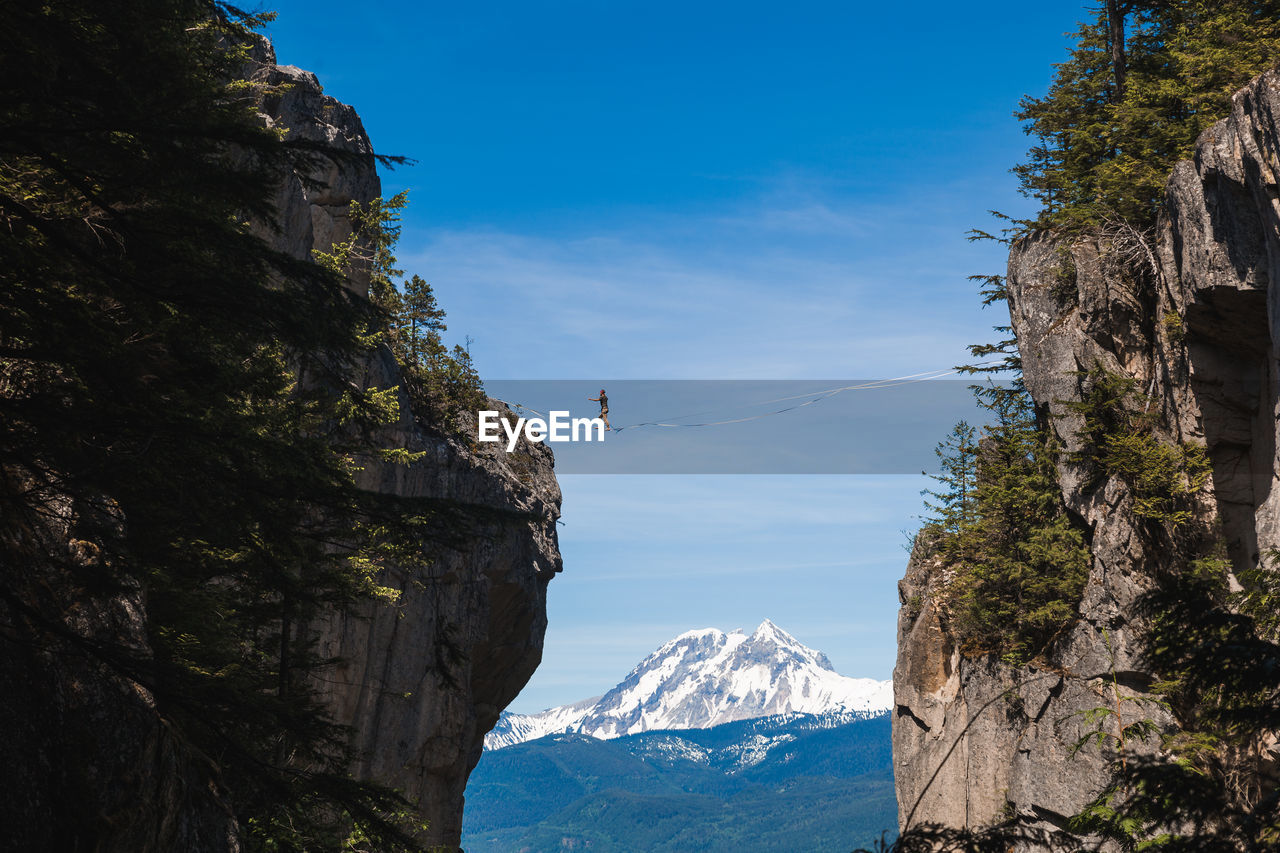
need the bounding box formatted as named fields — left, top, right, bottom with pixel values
left=397, top=188, right=1005, bottom=381
left=558, top=474, right=930, bottom=536
left=498, top=473, right=925, bottom=712
left=567, top=558, right=892, bottom=583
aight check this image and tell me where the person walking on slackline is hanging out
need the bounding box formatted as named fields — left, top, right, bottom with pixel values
left=589, top=388, right=611, bottom=431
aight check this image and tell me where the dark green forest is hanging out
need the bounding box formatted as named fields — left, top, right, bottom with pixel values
left=463, top=715, right=896, bottom=853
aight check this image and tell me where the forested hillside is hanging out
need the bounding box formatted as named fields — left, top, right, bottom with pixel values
left=465, top=713, right=896, bottom=853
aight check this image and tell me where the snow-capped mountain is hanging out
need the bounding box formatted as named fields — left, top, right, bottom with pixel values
left=485, top=619, right=891, bottom=749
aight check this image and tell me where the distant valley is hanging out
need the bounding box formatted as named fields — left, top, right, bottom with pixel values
left=465, top=622, right=897, bottom=852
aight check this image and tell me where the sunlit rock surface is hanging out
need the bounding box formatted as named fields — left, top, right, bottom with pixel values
left=893, top=69, right=1280, bottom=845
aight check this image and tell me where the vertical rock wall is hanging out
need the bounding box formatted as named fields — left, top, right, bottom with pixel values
left=0, top=38, right=560, bottom=853
left=893, top=69, right=1280, bottom=843
left=251, top=42, right=563, bottom=850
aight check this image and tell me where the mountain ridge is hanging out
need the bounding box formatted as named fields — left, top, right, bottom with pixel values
left=488, top=619, right=891, bottom=749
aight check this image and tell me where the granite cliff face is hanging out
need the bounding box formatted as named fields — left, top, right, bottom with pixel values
left=893, top=69, right=1280, bottom=841
left=250, top=41, right=563, bottom=850
left=0, top=39, right=560, bottom=853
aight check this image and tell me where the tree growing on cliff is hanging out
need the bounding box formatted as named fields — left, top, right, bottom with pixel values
left=924, top=387, right=1090, bottom=664
left=892, top=4, right=1280, bottom=851
left=1065, top=556, right=1280, bottom=850
left=1064, top=364, right=1211, bottom=530
left=1016, top=0, right=1280, bottom=231
left=1, top=2, right=438, bottom=850
left=314, top=193, right=486, bottom=432
left=922, top=421, right=979, bottom=551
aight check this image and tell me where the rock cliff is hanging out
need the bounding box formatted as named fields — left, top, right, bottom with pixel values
left=251, top=41, right=563, bottom=850
left=0, top=502, right=244, bottom=853
left=0, top=38, right=560, bottom=853
left=893, top=69, right=1280, bottom=842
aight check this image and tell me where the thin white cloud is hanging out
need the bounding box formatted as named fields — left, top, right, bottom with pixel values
left=557, top=473, right=930, bottom=535
left=396, top=192, right=1001, bottom=380
left=566, top=557, right=894, bottom=583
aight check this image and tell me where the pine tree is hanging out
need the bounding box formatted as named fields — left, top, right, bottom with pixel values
left=924, top=387, right=1090, bottom=663
left=963, top=389, right=1090, bottom=661
left=1015, top=0, right=1280, bottom=231
left=887, top=4, right=1280, bottom=849
left=315, top=194, right=486, bottom=432
left=923, top=421, right=979, bottom=553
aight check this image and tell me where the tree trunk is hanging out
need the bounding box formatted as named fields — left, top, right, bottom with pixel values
left=1107, top=0, right=1128, bottom=103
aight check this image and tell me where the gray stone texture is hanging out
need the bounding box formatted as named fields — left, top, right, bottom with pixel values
left=249, top=39, right=563, bottom=850
left=893, top=69, right=1280, bottom=846
left=0, top=37, right=560, bottom=853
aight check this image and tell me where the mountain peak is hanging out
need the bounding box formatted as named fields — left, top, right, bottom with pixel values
left=486, top=621, right=891, bottom=749
left=670, top=626, right=724, bottom=643
left=750, top=618, right=791, bottom=642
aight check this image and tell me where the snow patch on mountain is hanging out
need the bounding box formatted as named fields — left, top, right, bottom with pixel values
left=630, top=734, right=713, bottom=766
left=486, top=620, right=892, bottom=750
left=729, top=732, right=798, bottom=768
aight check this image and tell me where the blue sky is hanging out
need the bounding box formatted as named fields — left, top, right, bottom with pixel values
left=264, top=1, right=1092, bottom=712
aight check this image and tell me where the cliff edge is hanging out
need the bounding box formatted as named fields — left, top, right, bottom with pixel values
left=0, top=36, right=560, bottom=853
left=251, top=41, right=563, bottom=849
left=893, top=69, right=1280, bottom=841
